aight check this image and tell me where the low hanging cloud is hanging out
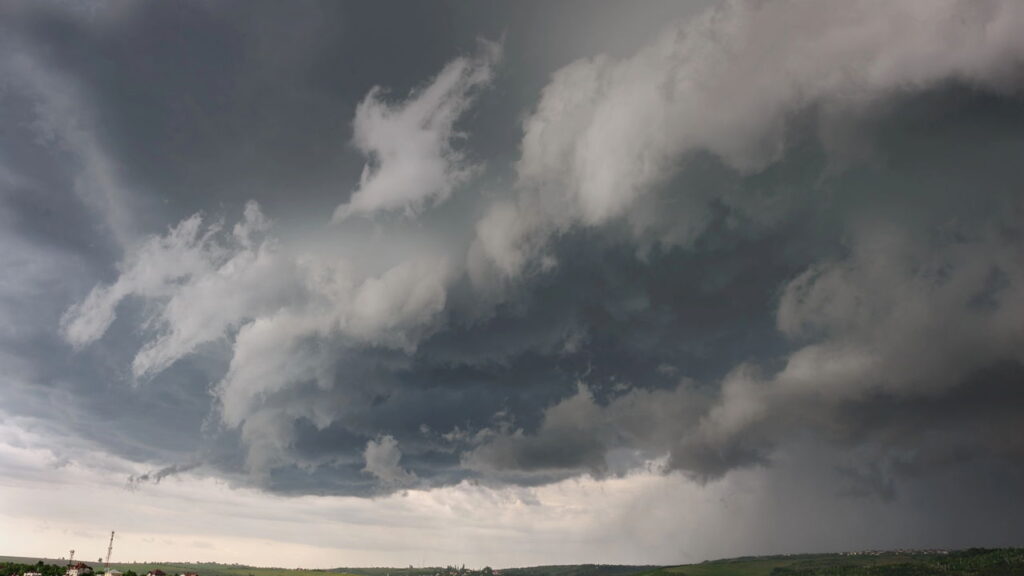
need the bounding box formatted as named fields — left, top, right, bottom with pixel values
left=363, top=435, right=418, bottom=488
left=465, top=218, right=1024, bottom=484
left=333, top=40, right=501, bottom=221
left=462, top=382, right=711, bottom=485
left=678, top=221, right=1024, bottom=476
left=126, top=461, right=201, bottom=489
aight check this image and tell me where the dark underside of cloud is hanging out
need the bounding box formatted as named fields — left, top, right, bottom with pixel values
left=1, top=0, right=1023, bottom=542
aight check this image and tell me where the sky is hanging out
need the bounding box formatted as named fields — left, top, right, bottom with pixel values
left=2, top=0, right=1024, bottom=568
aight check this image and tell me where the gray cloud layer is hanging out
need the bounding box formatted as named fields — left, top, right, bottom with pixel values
left=2, top=0, right=1024, bottom=549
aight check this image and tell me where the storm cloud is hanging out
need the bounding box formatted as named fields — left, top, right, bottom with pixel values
left=3, top=0, right=1024, bottom=564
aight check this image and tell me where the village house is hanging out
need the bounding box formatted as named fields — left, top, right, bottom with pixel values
left=67, top=563, right=93, bottom=576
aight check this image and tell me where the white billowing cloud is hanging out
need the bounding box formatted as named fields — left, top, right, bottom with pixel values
left=131, top=206, right=299, bottom=378
left=215, top=256, right=449, bottom=471
left=473, top=0, right=1024, bottom=280
left=60, top=201, right=299, bottom=379
left=468, top=201, right=537, bottom=282
left=363, top=434, right=417, bottom=488
left=207, top=260, right=448, bottom=473
left=333, top=41, right=501, bottom=221
left=60, top=212, right=228, bottom=350
left=349, top=257, right=449, bottom=349
left=63, top=201, right=452, bottom=472
left=215, top=311, right=334, bottom=431
left=59, top=40, right=489, bottom=475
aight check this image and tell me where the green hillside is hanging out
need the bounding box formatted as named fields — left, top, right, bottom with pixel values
left=0, top=559, right=358, bottom=576
left=648, top=548, right=1024, bottom=576
left=0, top=558, right=651, bottom=576
left=5, top=549, right=1024, bottom=576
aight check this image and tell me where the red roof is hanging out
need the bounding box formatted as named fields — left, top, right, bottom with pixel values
left=72, top=564, right=92, bottom=569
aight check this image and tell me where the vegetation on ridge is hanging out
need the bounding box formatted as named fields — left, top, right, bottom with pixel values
left=5, top=549, right=1024, bottom=576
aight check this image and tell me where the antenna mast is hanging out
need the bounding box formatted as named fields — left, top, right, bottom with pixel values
left=105, top=532, right=115, bottom=569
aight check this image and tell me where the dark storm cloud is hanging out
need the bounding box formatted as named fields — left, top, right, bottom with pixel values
left=2, top=3, right=1024, bottom=556
left=3, top=0, right=696, bottom=227
left=4, top=0, right=466, bottom=224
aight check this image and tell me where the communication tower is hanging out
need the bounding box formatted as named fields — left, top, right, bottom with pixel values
left=104, top=532, right=115, bottom=569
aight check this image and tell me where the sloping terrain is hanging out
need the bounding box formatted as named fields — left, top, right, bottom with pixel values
left=5, top=549, right=1024, bottom=576
left=647, top=549, right=1024, bottom=576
